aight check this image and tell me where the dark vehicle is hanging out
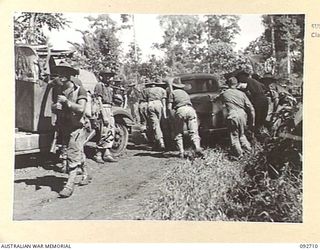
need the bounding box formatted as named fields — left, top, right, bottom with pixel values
left=167, top=73, right=228, bottom=138
left=15, top=44, right=133, bottom=157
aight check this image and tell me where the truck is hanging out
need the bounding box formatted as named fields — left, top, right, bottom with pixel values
left=15, top=44, right=133, bottom=157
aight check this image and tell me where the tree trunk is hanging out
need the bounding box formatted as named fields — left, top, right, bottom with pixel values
left=28, top=13, right=37, bottom=44
left=287, top=40, right=291, bottom=77
left=132, top=14, right=138, bottom=83
left=270, top=16, right=276, bottom=57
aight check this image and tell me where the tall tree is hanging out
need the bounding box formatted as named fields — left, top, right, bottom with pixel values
left=138, top=55, right=168, bottom=80
left=262, top=14, right=304, bottom=76
left=69, top=15, right=123, bottom=75
left=122, top=42, right=142, bottom=82
left=203, top=15, right=241, bottom=79
left=155, top=15, right=205, bottom=74
left=205, top=15, right=240, bottom=44
left=155, top=15, right=241, bottom=82
left=14, top=12, right=69, bottom=44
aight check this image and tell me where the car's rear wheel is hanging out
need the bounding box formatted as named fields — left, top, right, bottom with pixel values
left=110, top=122, right=129, bottom=157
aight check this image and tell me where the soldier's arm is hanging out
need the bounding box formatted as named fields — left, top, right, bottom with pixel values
left=59, top=87, right=88, bottom=114
left=167, top=91, right=173, bottom=110
left=161, top=88, right=167, bottom=118
left=66, top=98, right=87, bottom=114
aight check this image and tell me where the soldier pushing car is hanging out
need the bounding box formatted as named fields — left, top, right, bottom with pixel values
left=144, top=79, right=167, bottom=150
left=167, top=77, right=203, bottom=158
left=219, top=77, right=255, bottom=158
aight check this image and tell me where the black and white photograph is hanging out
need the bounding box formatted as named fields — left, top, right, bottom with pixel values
left=13, top=12, right=304, bottom=222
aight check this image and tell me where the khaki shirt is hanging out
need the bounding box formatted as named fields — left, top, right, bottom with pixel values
left=222, top=88, right=254, bottom=120
left=168, top=89, right=192, bottom=109
left=145, top=86, right=167, bottom=102
left=94, top=82, right=113, bottom=104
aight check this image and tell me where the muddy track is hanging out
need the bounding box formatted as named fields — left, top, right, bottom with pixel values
left=14, top=140, right=181, bottom=220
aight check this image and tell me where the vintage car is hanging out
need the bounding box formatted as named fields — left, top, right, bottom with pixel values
left=162, top=73, right=228, bottom=145
left=15, top=44, right=133, bottom=157
left=179, top=73, right=228, bottom=135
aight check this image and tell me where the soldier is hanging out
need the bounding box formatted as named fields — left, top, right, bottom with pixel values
left=138, top=82, right=149, bottom=129
left=236, top=69, right=268, bottom=131
left=220, top=77, right=255, bottom=157
left=51, top=62, right=91, bottom=198
left=137, top=81, right=153, bottom=144
left=92, top=71, right=117, bottom=163
left=144, top=79, right=167, bottom=150
left=167, top=78, right=203, bottom=158
left=127, top=82, right=141, bottom=124
left=112, top=76, right=127, bottom=108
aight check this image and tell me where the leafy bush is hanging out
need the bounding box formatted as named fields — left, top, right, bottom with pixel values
left=225, top=140, right=302, bottom=222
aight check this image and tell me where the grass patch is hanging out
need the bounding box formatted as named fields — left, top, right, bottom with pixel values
left=141, top=138, right=302, bottom=222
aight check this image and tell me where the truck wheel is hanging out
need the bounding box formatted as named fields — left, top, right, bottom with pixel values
left=110, top=122, right=129, bottom=157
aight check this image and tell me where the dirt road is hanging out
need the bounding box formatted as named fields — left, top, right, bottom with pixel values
left=14, top=135, right=181, bottom=220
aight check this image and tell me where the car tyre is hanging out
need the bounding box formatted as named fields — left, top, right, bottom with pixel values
left=110, top=122, right=129, bottom=157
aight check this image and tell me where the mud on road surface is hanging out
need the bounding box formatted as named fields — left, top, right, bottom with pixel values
left=13, top=133, right=182, bottom=220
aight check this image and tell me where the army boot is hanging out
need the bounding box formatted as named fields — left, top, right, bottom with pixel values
left=79, top=163, right=92, bottom=186
left=93, top=151, right=104, bottom=164
left=159, top=139, right=165, bottom=151
left=103, top=149, right=118, bottom=163
left=193, top=139, right=204, bottom=158
left=59, top=168, right=77, bottom=198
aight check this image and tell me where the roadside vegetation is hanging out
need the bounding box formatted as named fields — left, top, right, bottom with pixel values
left=142, top=105, right=302, bottom=222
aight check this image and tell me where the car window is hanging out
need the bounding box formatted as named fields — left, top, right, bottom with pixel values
left=182, top=79, right=219, bottom=93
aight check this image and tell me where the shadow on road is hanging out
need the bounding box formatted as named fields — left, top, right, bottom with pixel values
left=15, top=153, right=57, bottom=169
left=15, top=175, right=67, bottom=193
left=133, top=152, right=177, bottom=159
left=126, top=143, right=152, bottom=151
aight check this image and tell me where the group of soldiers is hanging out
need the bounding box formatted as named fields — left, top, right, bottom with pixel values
left=129, top=78, right=204, bottom=159
left=129, top=69, right=270, bottom=160
left=51, top=62, right=124, bottom=198
left=219, top=68, right=269, bottom=157
left=50, top=59, right=270, bottom=198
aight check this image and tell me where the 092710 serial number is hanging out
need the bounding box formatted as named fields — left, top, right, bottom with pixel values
left=300, top=244, right=319, bottom=248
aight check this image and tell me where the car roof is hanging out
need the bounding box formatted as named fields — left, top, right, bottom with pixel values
left=177, top=73, right=219, bottom=82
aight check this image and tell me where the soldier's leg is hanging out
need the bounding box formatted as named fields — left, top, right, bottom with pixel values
left=102, top=107, right=117, bottom=162
left=155, top=104, right=165, bottom=148
left=60, top=127, right=87, bottom=198
left=239, top=135, right=252, bottom=152
left=129, top=102, right=136, bottom=122
left=134, top=102, right=140, bottom=124
left=238, top=117, right=252, bottom=152
left=174, top=110, right=185, bottom=157
left=227, top=119, right=243, bottom=157
left=186, top=107, right=202, bottom=154
left=139, top=102, right=148, bottom=127
left=93, top=120, right=104, bottom=164
left=79, top=161, right=92, bottom=186
left=148, top=103, right=164, bottom=148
